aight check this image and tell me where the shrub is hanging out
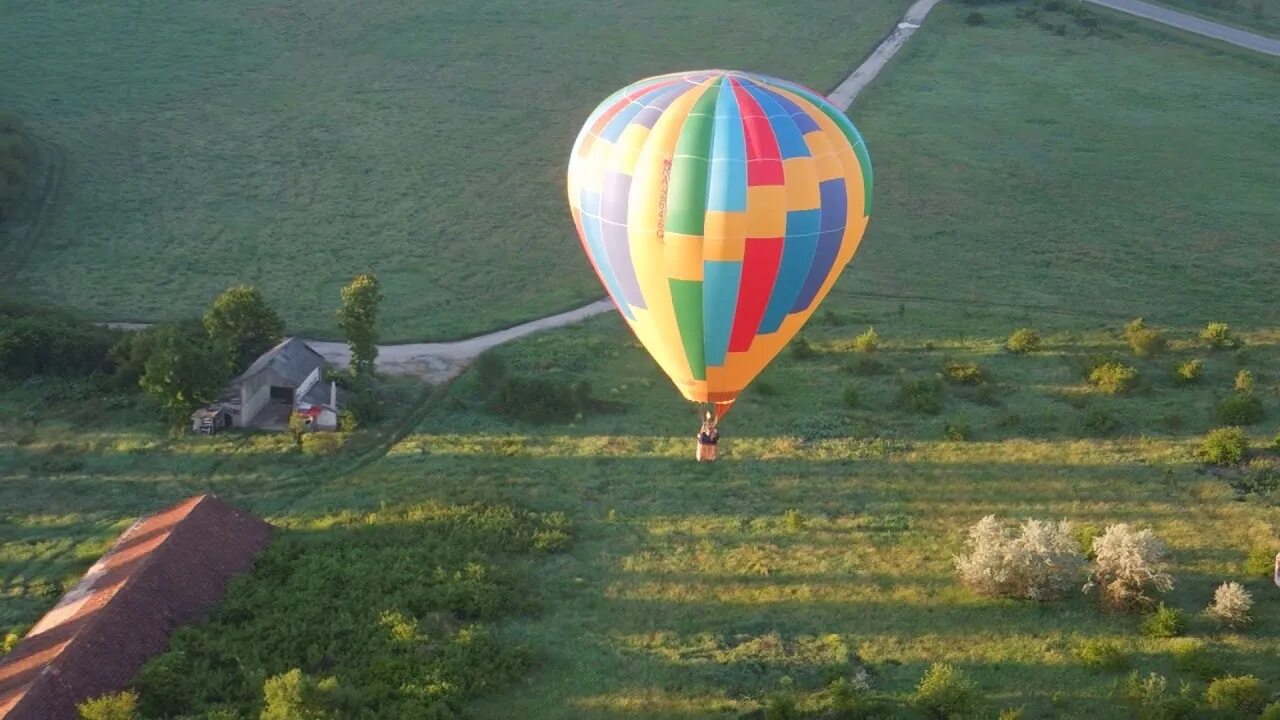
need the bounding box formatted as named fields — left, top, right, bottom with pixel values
left=1006, top=328, right=1041, bottom=354
left=1233, top=370, right=1255, bottom=393
left=1203, top=675, right=1266, bottom=716
left=791, top=336, right=817, bottom=359
left=1261, top=702, right=1280, bottom=720
left=1088, top=362, right=1139, bottom=394
left=1117, top=672, right=1197, bottom=720
left=966, top=11, right=986, bottom=24
left=943, top=361, right=984, bottom=385
left=1141, top=603, right=1186, bottom=638
left=1, top=631, right=18, bottom=655
left=913, top=663, right=980, bottom=719
left=1124, top=319, right=1167, bottom=358
left=260, top=669, right=337, bottom=720
left=818, top=671, right=875, bottom=718
left=1243, top=545, right=1278, bottom=577
left=1085, top=524, right=1174, bottom=610
left=897, top=376, right=942, bottom=415
left=1201, top=322, right=1238, bottom=350
left=1205, top=581, right=1253, bottom=630
left=1173, top=359, right=1204, bottom=385
left=1074, top=638, right=1128, bottom=671
left=1198, top=428, right=1247, bottom=465
left=78, top=691, right=139, bottom=720
left=842, top=384, right=861, bottom=409
left=853, top=327, right=880, bottom=353
left=1214, top=392, right=1263, bottom=425
left=955, top=515, right=1085, bottom=600
left=943, top=417, right=971, bottom=441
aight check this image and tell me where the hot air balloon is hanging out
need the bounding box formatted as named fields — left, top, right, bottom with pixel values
left=566, top=69, right=873, bottom=440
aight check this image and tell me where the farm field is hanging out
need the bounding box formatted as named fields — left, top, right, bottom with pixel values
left=2, top=1, right=1279, bottom=718
left=0, top=0, right=909, bottom=342
left=843, top=1, right=1280, bottom=329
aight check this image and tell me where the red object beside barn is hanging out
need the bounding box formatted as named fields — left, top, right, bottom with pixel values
left=0, top=495, right=273, bottom=720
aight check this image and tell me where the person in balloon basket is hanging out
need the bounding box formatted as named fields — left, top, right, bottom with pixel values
left=696, top=412, right=719, bottom=462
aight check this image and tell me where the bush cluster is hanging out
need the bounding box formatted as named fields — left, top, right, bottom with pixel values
left=1088, top=361, right=1139, bottom=395
left=1006, top=328, right=1041, bottom=354
left=1124, top=318, right=1167, bottom=358
left=852, top=327, right=880, bottom=353
left=1173, top=359, right=1204, bottom=385
left=1199, top=427, right=1248, bottom=465
left=1084, top=524, right=1173, bottom=610
left=955, top=515, right=1085, bottom=600
left=913, top=663, right=981, bottom=719
left=943, top=361, right=985, bottom=385
left=1201, top=322, right=1239, bottom=350
left=1141, top=603, right=1185, bottom=638
left=1205, top=581, right=1253, bottom=630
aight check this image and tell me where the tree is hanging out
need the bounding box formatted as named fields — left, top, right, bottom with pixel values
left=261, top=668, right=337, bottom=720
left=138, top=321, right=232, bottom=423
left=203, top=285, right=285, bottom=371
left=78, top=691, right=139, bottom=720
left=336, top=273, right=382, bottom=377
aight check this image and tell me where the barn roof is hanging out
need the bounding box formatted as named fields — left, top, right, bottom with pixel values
left=0, top=495, right=273, bottom=720
left=237, top=337, right=325, bottom=385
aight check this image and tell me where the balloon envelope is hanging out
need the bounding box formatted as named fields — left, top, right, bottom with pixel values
left=567, top=70, right=872, bottom=406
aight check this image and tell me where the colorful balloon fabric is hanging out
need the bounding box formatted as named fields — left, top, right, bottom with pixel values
left=567, top=70, right=873, bottom=409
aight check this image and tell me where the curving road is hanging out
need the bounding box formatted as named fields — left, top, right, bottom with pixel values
left=1083, top=0, right=1280, bottom=55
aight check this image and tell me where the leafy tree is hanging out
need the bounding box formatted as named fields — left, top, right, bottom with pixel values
left=138, top=321, right=232, bottom=423
left=78, top=691, right=139, bottom=720
left=203, top=285, right=284, bottom=371
left=336, top=273, right=382, bottom=377
left=260, top=669, right=337, bottom=720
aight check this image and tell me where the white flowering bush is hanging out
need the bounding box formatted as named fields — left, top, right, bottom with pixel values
left=955, top=515, right=1085, bottom=600
left=1084, top=524, right=1174, bottom=610
left=1206, top=581, right=1253, bottom=629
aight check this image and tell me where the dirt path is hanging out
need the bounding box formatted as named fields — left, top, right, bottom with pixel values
left=1084, top=0, right=1280, bottom=55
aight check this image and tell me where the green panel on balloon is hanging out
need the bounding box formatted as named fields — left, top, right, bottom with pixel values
left=669, top=278, right=706, bottom=381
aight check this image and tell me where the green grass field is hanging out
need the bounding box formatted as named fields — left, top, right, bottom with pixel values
left=2, top=3, right=1279, bottom=718
left=1, top=0, right=908, bottom=341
